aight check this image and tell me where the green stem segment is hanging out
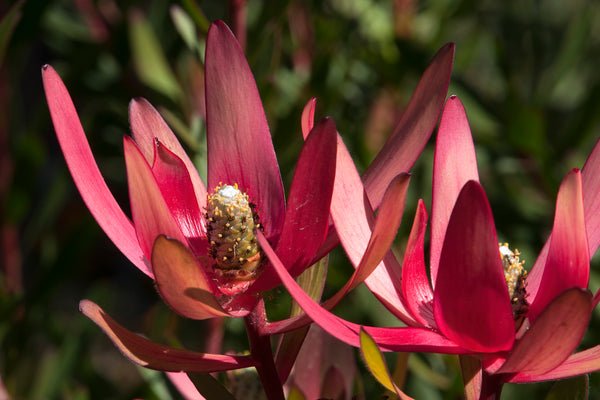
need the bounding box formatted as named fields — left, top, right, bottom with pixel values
left=245, top=298, right=285, bottom=400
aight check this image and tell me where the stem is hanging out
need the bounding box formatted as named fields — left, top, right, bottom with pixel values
left=244, top=298, right=285, bottom=400
left=459, top=355, right=504, bottom=400
left=480, top=371, right=504, bottom=400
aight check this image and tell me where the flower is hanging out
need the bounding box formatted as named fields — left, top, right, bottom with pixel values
left=265, top=95, right=600, bottom=397
left=43, top=19, right=336, bottom=377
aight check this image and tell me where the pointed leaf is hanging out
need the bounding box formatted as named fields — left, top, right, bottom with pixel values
left=42, top=65, right=151, bottom=277
left=262, top=259, right=329, bottom=336
left=402, top=200, right=435, bottom=327
left=321, top=173, right=410, bottom=309
left=124, top=136, right=187, bottom=259
left=363, top=43, right=455, bottom=209
left=128, top=10, right=182, bottom=101
left=360, top=328, right=415, bottom=400
left=289, top=256, right=328, bottom=318
left=430, top=96, right=479, bottom=287
left=301, top=97, right=316, bottom=138
left=79, top=300, right=254, bottom=372
left=151, top=235, right=228, bottom=320
left=260, top=230, right=465, bottom=354
left=496, top=288, right=592, bottom=375
left=507, top=345, right=600, bottom=383
left=152, top=141, right=206, bottom=254
left=205, top=20, right=284, bottom=237
left=287, top=386, right=306, bottom=400
left=330, top=134, right=416, bottom=325
left=582, top=137, right=600, bottom=257
left=528, top=169, right=589, bottom=319
left=274, top=257, right=328, bottom=382
left=251, top=117, right=337, bottom=292
left=433, top=181, right=514, bottom=353
left=129, top=98, right=206, bottom=207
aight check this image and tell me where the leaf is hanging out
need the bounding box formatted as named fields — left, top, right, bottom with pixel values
left=187, top=374, right=237, bottom=400
left=274, top=257, right=328, bottom=382
left=170, top=6, right=200, bottom=55
left=128, top=10, right=182, bottom=101
left=360, top=328, right=396, bottom=392
left=289, top=256, right=328, bottom=318
left=0, top=0, right=23, bottom=67
left=545, top=374, right=588, bottom=400
left=359, top=328, right=414, bottom=400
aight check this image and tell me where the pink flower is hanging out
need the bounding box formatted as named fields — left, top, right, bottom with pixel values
left=265, top=95, right=600, bottom=397
left=43, top=20, right=336, bottom=381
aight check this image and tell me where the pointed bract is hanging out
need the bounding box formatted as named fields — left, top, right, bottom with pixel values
left=205, top=20, right=284, bottom=239
left=329, top=133, right=416, bottom=325
left=252, top=117, right=337, bottom=292
left=528, top=169, right=589, bottom=319
left=582, top=138, right=600, bottom=258
left=434, top=181, right=514, bottom=353
left=42, top=65, right=151, bottom=277
left=363, top=43, right=455, bottom=209
left=152, top=141, right=206, bottom=254
left=261, top=230, right=465, bottom=354
left=402, top=200, right=435, bottom=327
left=507, top=345, right=600, bottom=383
left=124, top=136, right=187, bottom=260
left=430, top=96, right=479, bottom=287
left=151, top=235, right=229, bottom=320
left=79, top=300, right=254, bottom=372
left=129, top=97, right=207, bottom=206
left=496, top=288, right=592, bottom=375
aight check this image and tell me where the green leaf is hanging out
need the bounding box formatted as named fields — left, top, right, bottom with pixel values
left=128, top=10, right=182, bottom=101
left=287, top=385, right=306, bottom=400
left=180, top=0, right=210, bottom=33
left=170, top=5, right=202, bottom=58
left=359, top=328, right=396, bottom=393
left=137, top=368, right=174, bottom=400
left=0, top=0, right=23, bottom=67
left=274, top=257, right=329, bottom=382
left=289, top=256, right=328, bottom=318
left=545, top=374, right=589, bottom=400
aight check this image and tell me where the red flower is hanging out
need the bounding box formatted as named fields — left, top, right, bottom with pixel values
left=43, top=20, right=336, bottom=380
left=267, top=95, right=600, bottom=397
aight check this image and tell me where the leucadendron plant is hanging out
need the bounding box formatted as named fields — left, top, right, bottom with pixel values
left=269, top=95, right=600, bottom=399
left=44, top=19, right=340, bottom=399
left=44, top=16, right=455, bottom=398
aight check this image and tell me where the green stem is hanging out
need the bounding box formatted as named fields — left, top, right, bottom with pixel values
left=244, top=298, right=284, bottom=400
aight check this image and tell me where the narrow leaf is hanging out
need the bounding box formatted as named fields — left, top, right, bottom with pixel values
left=79, top=300, right=254, bottom=372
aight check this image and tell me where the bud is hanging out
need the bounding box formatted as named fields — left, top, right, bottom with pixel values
left=499, top=243, right=529, bottom=323
left=206, top=184, right=261, bottom=281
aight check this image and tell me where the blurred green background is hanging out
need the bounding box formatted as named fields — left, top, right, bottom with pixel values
left=2, top=0, right=600, bottom=398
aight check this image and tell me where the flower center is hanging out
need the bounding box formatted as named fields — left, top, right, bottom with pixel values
left=205, top=184, right=261, bottom=281
left=499, top=243, right=529, bottom=324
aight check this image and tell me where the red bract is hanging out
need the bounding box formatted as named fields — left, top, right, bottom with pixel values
left=258, top=42, right=454, bottom=338
left=43, top=19, right=336, bottom=380
left=267, top=95, right=600, bottom=398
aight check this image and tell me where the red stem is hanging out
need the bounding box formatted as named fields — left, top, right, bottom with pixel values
left=480, top=371, right=504, bottom=400
left=244, top=299, right=285, bottom=400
